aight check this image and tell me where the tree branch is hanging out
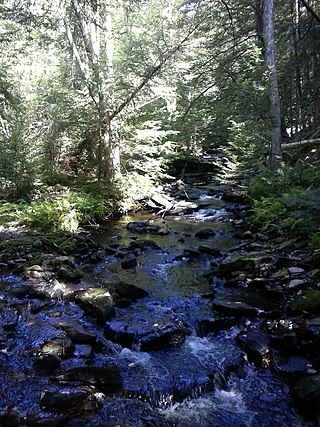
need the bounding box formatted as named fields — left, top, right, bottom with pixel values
left=299, top=0, right=320, bottom=24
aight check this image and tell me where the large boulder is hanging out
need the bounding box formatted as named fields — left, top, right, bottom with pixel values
left=75, top=288, right=115, bottom=323
left=291, top=374, right=320, bottom=412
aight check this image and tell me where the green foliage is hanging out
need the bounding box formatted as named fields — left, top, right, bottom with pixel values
left=25, top=192, right=108, bottom=232
left=116, top=172, right=156, bottom=213
left=291, top=290, right=320, bottom=314
left=249, top=196, right=286, bottom=230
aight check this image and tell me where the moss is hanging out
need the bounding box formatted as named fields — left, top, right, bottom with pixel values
left=291, top=290, right=320, bottom=314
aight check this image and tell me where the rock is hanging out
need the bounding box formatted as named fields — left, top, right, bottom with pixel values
left=199, top=316, right=236, bottom=335
left=291, top=374, right=320, bottom=412
left=52, top=366, right=122, bottom=392
left=198, top=246, right=221, bottom=257
left=243, top=231, right=253, bottom=240
left=288, top=267, right=305, bottom=275
left=270, top=330, right=300, bottom=353
left=221, top=190, right=248, bottom=203
left=41, top=337, right=74, bottom=359
left=138, top=323, right=186, bottom=351
left=57, top=320, right=97, bottom=343
left=34, top=353, right=62, bottom=375
left=40, top=387, right=96, bottom=413
left=112, top=282, right=149, bottom=302
left=74, top=344, right=93, bottom=358
left=286, top=279, right=308, bottom=290
left=212, top=299, right=258, bottom=317
left=0, top=410, right=23, bottom=427
left=57, top=265, right=82, bottom=281
left=272, top=354, right=317, bottom=376
left=121, top=255, right=138, bottom=269
left=236, top=331, right=270, bottom=356
left=127, top=222, right=160, bottom=234
left=128, top=239, right=161, bottom=251
left=195, top=228, right=217, bottom=239
left=27, top=414, right=66, bottom=427
left=75, top=288, right=115, bottom=323
left=217, top=255, right=258, bottom=274
left=105, top=316, right=186, bottom=350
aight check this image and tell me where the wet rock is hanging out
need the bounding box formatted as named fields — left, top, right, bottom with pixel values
left=291, top=374, right=320, bottom=412
left=289, top=267, right=305, bottom=275
left=194, top=228, right=217, bottom=239
left=112, top=282, right=149, bottom=302
left=199, top=316, right=236, bottom=335
left=41, top=337, right=74, bottom=359
left=74, top=344, right=93, bottom=358
left=236, top=331, right=270, bottom=356
left=243, top=231, right=253, bottom=240
left=57, top=265, right=82, bottom=281
left=27, top=414, right=66, bottom=427
left=2, top=308, right=19, bottom=332
left=139, top=323, right=186, bottom=351
left=217, top=255, right=258, bottom=274
left=40, top=387, right=97, bottom=413
left=128, top=239, right=161, bottom=251
left=286, top=279, right=308, bottom=290
left=127, top=222, right=160, bottom=234
left=75, top=288, right=115, bottom=323
left=121, top=255, right=138, bottom=269
left=52, top=366, right=122, bottom=392
left=105, top=317, right=186, bottom=350
left=270, top=330, right=300, bottom=353
left=57, top=320, right=97, bottom=343
left=221, top=190, right=248, bottom=203
left=34, top=353, right=62, bottom=375
left=0, top=409, right=23, bottom=427
left=198, top=246, right=221, bottom=257
left=272, top=354, right=317, bottom=376
left=212, top=298, right=258, bottom=317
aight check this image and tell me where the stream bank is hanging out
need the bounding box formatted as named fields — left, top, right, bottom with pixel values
left=0, top=173, right=319, bottom=426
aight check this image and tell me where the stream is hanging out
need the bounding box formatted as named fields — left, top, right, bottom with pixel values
left=0, top=178, right=317, bottom=426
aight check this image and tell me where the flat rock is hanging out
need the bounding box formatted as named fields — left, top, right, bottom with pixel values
left=105, top=315, right=186, bottom=351
left=198, top=246, right=221, bottom=257
left=75, top=288, right=115, bottom=323
left=128, top=239, right=161, bottom=251
left=272, top=354, right=317, bottom=377
left=212, top=299, right=258, bottom=317
left=289, top=267, right=305, bottom=275
left=26, top=414, right=66, bottom=427
left=218, top=255, right=259, bottom=274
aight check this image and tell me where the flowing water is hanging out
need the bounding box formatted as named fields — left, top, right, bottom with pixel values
left=0, top=182, right=315, bottom=426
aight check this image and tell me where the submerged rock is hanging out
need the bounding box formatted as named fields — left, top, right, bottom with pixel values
left=195, top=228, right=217, bottom=239
left=75, top=288, right=115, bottom=323
left=127, top=222, right=160, bottom=234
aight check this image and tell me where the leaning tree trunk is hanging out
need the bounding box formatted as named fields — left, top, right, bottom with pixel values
left=263, top=0, right=282, bottom=169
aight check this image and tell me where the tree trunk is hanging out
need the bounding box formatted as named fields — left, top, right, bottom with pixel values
left=263, top=0, right=282, bottom=168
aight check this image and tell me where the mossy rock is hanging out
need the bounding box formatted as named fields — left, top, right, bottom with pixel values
left=291, top=290, right=320, bottom=314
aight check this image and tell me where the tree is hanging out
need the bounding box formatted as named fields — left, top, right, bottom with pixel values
left=263, top=0, right=282, bottom=168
